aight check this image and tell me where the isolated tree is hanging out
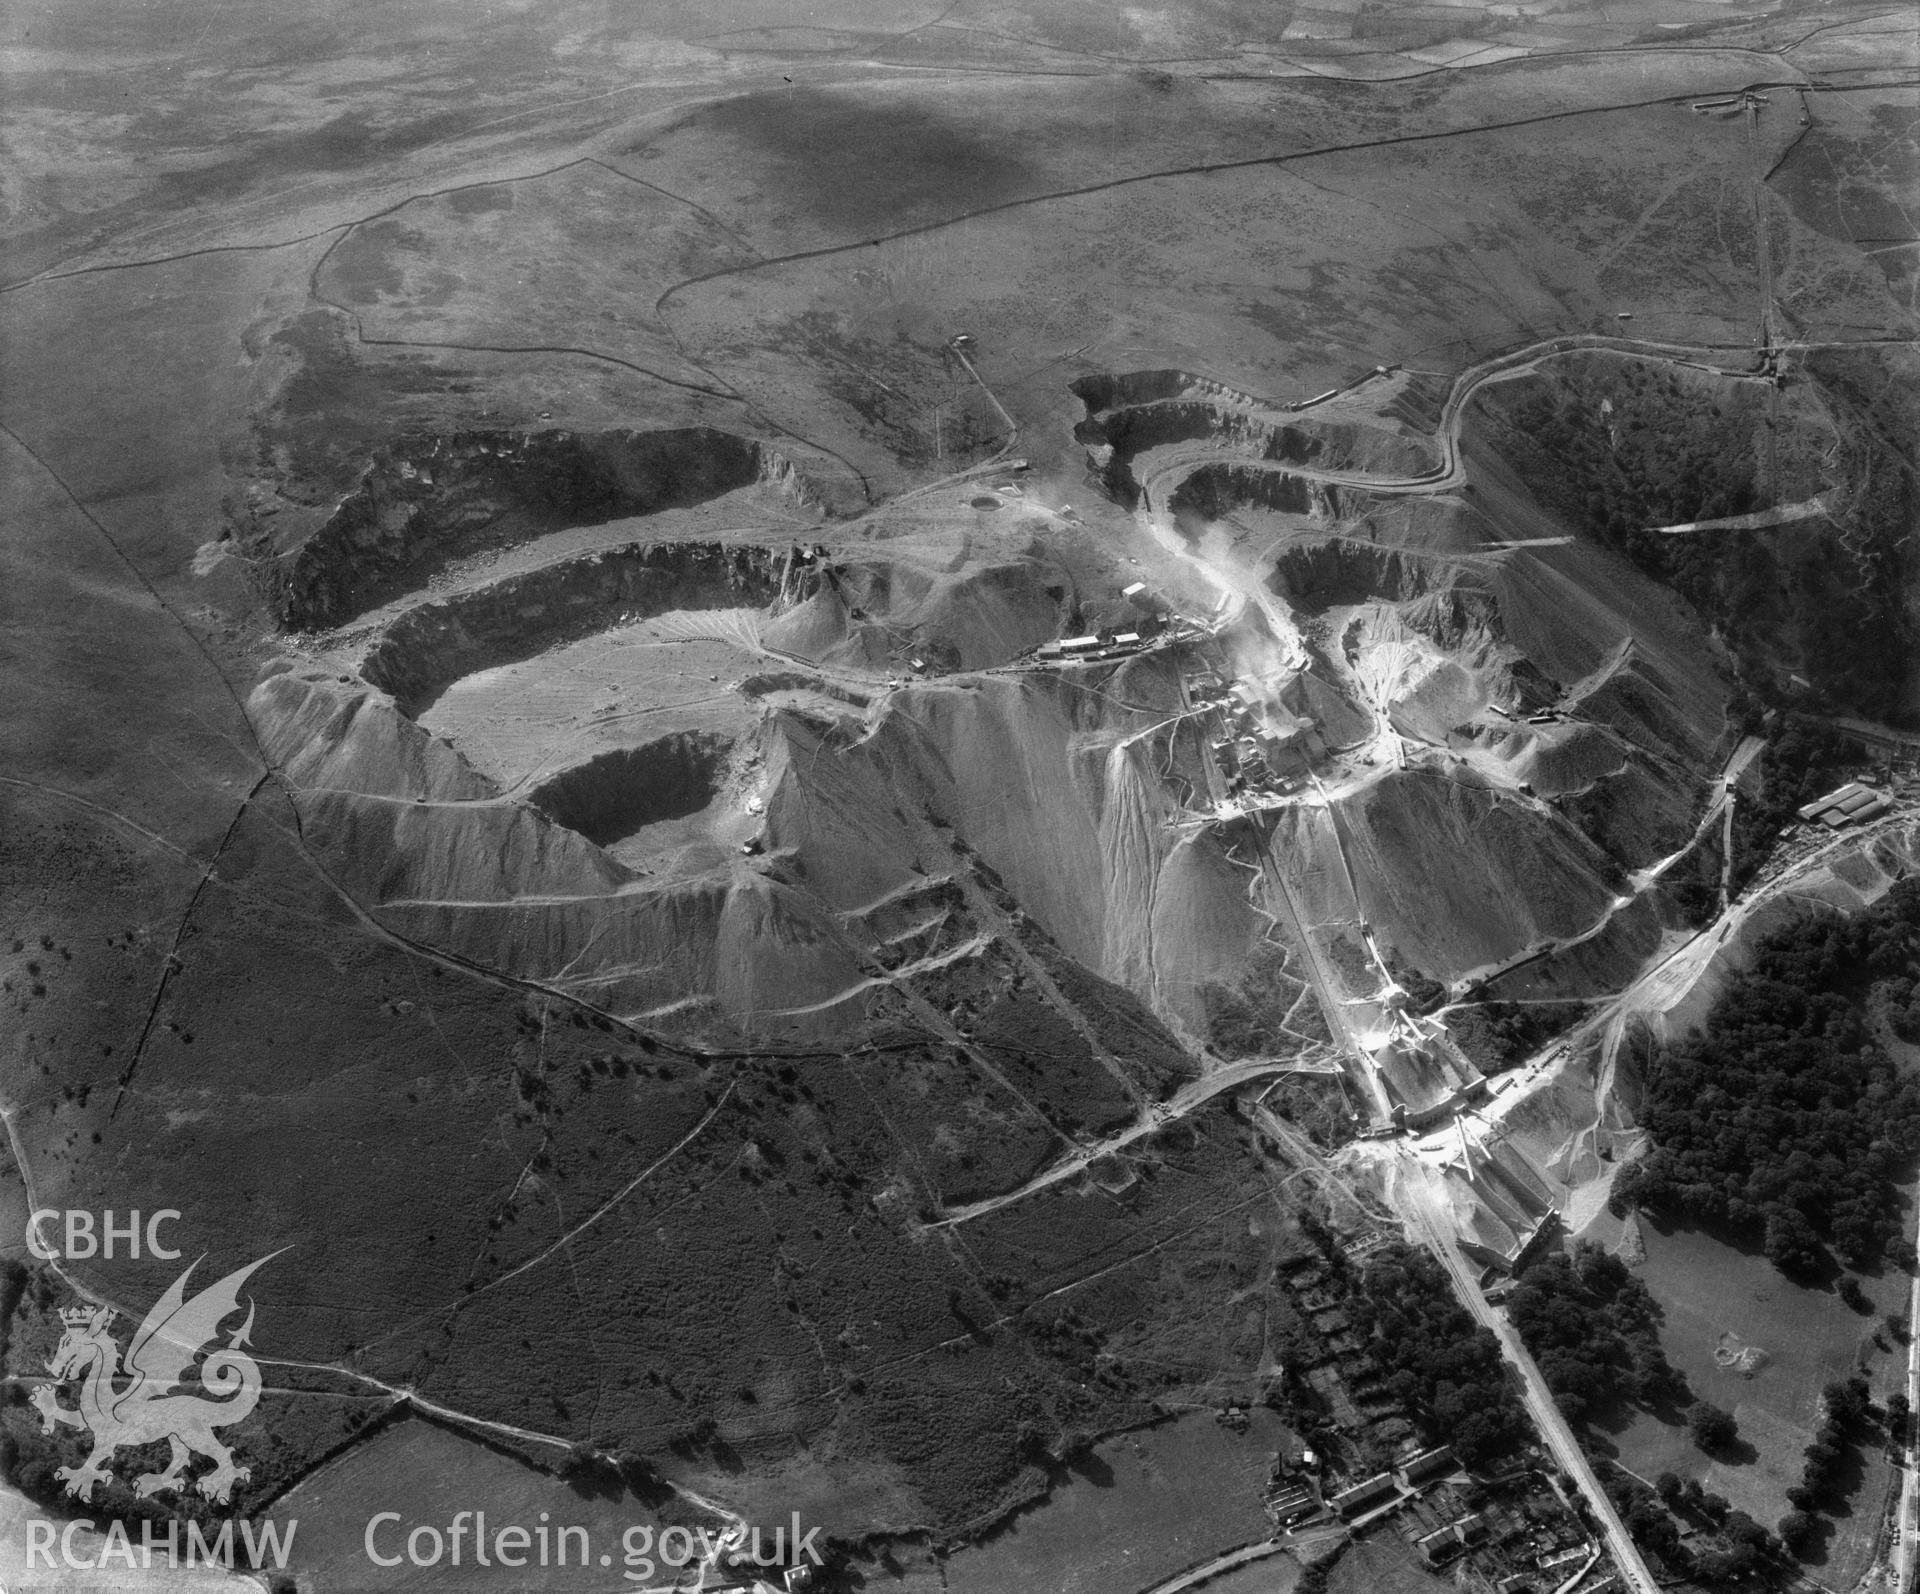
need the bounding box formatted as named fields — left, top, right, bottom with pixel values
left=1688, top=1402, right=1739, bottom=1457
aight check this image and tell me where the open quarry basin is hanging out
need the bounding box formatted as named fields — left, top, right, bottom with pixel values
left=4, top=4, right=1919, bottom=1590
left=248, top=384, right=1737, bottom=1066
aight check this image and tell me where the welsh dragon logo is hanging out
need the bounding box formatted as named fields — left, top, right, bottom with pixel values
left=30, top=1253, right=279, bottom=1504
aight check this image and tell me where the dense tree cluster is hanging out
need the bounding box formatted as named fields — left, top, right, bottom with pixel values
left=1506, top=1243, right=1689, bottom=1426
left=1385, top=959, right=1448, bottom=1015
left=1610, top=1466, right=1783, bottom=1584
left=1473, top=360, right=1914, bottom=719
left=1776, top=1507, right=1818, bottom=1557
left=1728, top=723, right=1853, bottom=891
left=1790, top=1376, right=1874, bottom=1514
left=1613, top=1470, right=1691, bottom=1571
left=1449, top=1000, right=1585, bottom=1074
left=1203, top=940, right=1306, bottom=1059
left=1354, top=1243, right=1529, bottom=1468
left=1612, top=882, right=1920, bottom=1274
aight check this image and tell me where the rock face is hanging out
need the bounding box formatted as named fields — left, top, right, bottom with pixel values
left=528, top=732, right=736, bottom=851
left=276, top=427, right=836, bottom=630
left=250, top=369, right=1735, bottom=1057
left=1071, top=368, right=1440, bottom=508
left=1469, top=350, right=1916, bottom=718
left=358, top=540, right=797, bottom=715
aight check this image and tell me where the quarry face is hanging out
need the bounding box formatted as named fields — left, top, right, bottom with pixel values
left=3, top=5, right=1919, bottom=1592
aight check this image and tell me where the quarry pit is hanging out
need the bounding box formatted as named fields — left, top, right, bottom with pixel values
left=253, top=359, right=1751, bottom=1186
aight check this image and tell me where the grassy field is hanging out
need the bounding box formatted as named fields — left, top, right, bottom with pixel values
left=654, top=70, right=1855, bottom=496
left=272, top=1417, right=678, bottom=1593
left=1200, top=1552, right=1306, bottom=1594
left=4, top=0, right=1874, bottom=285
left=1324, top=1531, right=1453, bottom=1594
left=3, top=772, right=1300, bottom=1537
left=1607, top=1219, right=1912, bottom=1584
left=942, top=1410, right=1294, bottom=1594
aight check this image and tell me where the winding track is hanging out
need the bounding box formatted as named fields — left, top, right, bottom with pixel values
left=1136, top=323, right=1920, bottom=520
left=925, top=1051, right=1341, bottom=1227
left=1134, top=330, right=1799, bottom=516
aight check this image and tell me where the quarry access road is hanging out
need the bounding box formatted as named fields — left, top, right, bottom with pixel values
left=1792, top=710, right=1920, bottom=756
left=1611, top=803, right=1915, bottom=1036
left=1443, top=732, right=1760, bottom=1022
left=1135, top=330, right=1783, bottom=514
left=1248, top=820, right=1368, bottom=1068
left=1462, top=802, right=1920, bottom=1167
left=1650, top=490, right=1835, bottom=535
left=1394, top=1154, right=1662, bottom=1594
left=924, top=1052, right=1339, bottom=1228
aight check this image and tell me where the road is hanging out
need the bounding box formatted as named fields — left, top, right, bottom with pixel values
left=925, top=1052, right=1338, bottom=1227
left=1394, top=1153, right=1663, bottom=1594
left=1241, top=807, right=1407, bottom=1128
left=1438, top=751, right=1906, bottom=1157
left=1135, top=330, right=1783, bottom=515
left=1253, top=1101, right=1386, bottom=1222
left=1791, top=710, right=1920, bottom=756
left=1551, top=1546, right=1603, bottom=1594
left=1444, top=731, right=1761, bottom=1001
left=1135, top=322, right=1909, bottom=545
left=1137, top=1526, right=1347, bottom=1594
left=1710, top=734, right=1765, bottom=911
left=1651, top=490, right=1833, bottom=534
left=1893, top=1178, right=1920, bottom=1594
left=1744, top=94, right=1775, bottom=352
left=1249, top=819, right=1368, bottom=1056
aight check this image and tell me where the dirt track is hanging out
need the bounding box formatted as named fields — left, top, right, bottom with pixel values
left=1136, top=331, right=1795, bottom=516
left=927, top=1051, right=1339, bottom=1227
